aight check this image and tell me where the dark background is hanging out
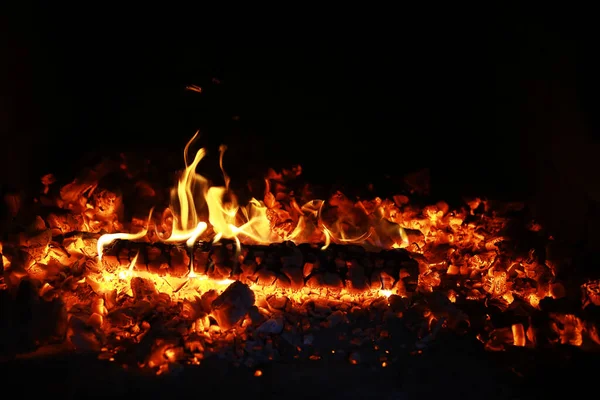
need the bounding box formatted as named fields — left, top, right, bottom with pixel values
left=1, top=4, right=599, bottom=248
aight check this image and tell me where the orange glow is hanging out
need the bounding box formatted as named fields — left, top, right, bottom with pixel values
left=1, top=130, right=597, bottom=374
left=185, top=84, right=202, bottom=93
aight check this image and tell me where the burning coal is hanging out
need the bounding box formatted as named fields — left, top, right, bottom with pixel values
left=1, top=132, right=598, bottom=374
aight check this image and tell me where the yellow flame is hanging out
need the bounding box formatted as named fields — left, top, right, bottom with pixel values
left=96, top=132, right=413, bottom=272
left=118, top=252, right=139, bottom=280
left=174, top=131, right=207, bottom=235
left=97, top=210, right=153, bottom=261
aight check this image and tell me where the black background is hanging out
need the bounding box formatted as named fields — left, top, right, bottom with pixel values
left=2, top=4, right=599, bottom=244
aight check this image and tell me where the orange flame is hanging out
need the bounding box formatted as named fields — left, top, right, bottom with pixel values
left=97, top=132, right=408, bottom=266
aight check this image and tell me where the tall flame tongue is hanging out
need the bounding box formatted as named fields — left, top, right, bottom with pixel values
left=163, top=130, right=208, bottom=243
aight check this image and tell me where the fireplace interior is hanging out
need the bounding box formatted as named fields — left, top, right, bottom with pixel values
left=2, top=6, right=599, bottom=399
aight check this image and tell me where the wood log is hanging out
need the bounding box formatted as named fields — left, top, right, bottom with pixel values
left=99, top=239, right=419, bottom=295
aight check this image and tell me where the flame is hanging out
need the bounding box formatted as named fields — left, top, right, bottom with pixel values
left=97, top=132, right=409, bottom=265
left=97, top=210, right=153, bottom=261
left=98, top=131, right=408, bottom=262
left=118, top=252, right=139, bottom=280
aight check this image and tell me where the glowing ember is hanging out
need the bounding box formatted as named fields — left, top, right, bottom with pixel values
left=0, top=131, right=598, bottom=374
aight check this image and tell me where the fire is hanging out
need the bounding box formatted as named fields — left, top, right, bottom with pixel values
left=97, top=132, right=410, bottom=264
left=90, top=133, right=412, bottom=314
left=97, top=219, right=151, bottom=262
left=1, top=130, right=599, bottom=374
